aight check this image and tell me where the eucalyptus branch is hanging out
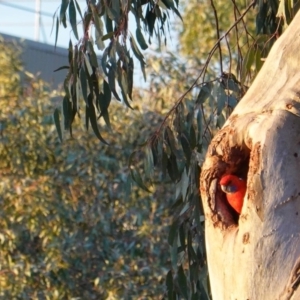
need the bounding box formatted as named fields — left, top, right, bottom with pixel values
left=149, top=0, right=256, bottom=144
left=210, top=0, right=223, bottom=75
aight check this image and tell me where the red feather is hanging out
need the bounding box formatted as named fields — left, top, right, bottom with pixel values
left=220, top=175, right=246, bottom=214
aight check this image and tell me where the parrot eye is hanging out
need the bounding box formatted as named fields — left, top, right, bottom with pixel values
left=220, top=183, right=237, bottom=194
left=226, top=184, right=237, bottom=193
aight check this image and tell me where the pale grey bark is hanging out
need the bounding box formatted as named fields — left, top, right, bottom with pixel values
left=200, top=11, right=300, bottom=300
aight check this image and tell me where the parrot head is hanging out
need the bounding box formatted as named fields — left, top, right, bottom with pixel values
left=220, top=174, right=246, bottom=214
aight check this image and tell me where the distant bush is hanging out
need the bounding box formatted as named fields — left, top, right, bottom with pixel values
left=0, top=38, right=174, bottom=299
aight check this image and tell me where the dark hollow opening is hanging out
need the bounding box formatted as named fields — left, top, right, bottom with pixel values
left=217, top=148, right=250, bottom=226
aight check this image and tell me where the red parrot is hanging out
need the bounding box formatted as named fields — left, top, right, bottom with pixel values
left=219, top=175, right=246, bottom=214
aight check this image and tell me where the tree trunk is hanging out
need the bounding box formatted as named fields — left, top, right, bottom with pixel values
left=200, top=11, right=300, bottom=300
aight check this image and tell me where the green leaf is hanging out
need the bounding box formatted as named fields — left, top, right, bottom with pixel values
left=193, top=194, right=203, bottom=237
left=221, top=73, right=241, bottom=93
left=95, top=24, right=105, bottom=50
left=87, top=41, right=98, bottom=68
left=53, top=65, right=69, bottom=72
left=85, top=103, right=89, bottom=130
left=118, top=65, right=128, bottom=95
left=166, top=270, right=173, bottom=288
left=108, top=65, right=121, bottom=101
left=179, top=202, right=190, bottom=216
left=217, top=93, right=227, bottom=115
left=105, top=9, right=113, bottom=32
left=136, top=28, right=148, bottom=50
left=60, top=0, right=69, bottom=23
left=177, top=265, right=188, bottom=299
left=74, top=0, right=83, bottom=21
left=165, top=126, right=178, bottom=155
left=101, top=48, right=109, bottom=75
left=144, top=145, right=154, bottom=177
left=196, top=109, right=203, bottom=146
left=166, top=270, right=174, bottom=299
left=227, top=95, right=238, bottom=108
left=55, top=16, right=59, bottom=48
left=129, top=34, right=146, bottom=81
left=241, top=47, right=255, bottom=83
left=73, top=45, right=78, bottom=85
left=170, top=238, right=178, bottom=271
left=146, top=7, right=156, bottom=37
left=98, top=80, right=112, bottom=129
left=130, top=34, right=143, bottom=60
left=69, top=0, right=79, bottom=39
left=83, top=6, right=92, bottom=34
left=173, top=102, right=185, bottom=133
left=255, top=48, right=263, bottom=72
left=162, top=0, right=182, bottom=21
left=162, top=149, right=168, bottom=178
left=99, top=80, right=111, bottom=111
left=53, top=108, right=63, bottom=142
left=91, top=3, right=104, bottom=49
left=158, top=1, right=168, bottom=10
left=216, top=112, right=226, bottom=128
left=187, top=234, right=198, bottom=264
left=168, top=221, right=178, bottom=246
left=130, top=167, right=151, bottom=192
left=180, top=134, right=191, bottom=163
left=80, top=68, right=88, bottom=105
left=75, top=80, right=80, bottom=117
left=62, top=13, right=67, bottom=28
left=256, top=2, right=267, bottom=34
left=84, top=53, right=93, bottom=76
left=68, top=39, right=73, bottom=64
left=117, top=65, right=133, bottom=109
left=127, top=56, right=134, bottom=100
left=106, top=6, right=119, bottom=21
left=62, top=95, right=71, bottom=130
left=101, top=32, right=114, bottom=41
left=167, top=153, right=179, bottom=182
left=101, top=110, right=111, bottom=130
left=189, top=125, right=196, bottom=149
left=179, top=223, right=185, bottom=248
left=111, top=1, right=120, bottom=21
left=87, top=93, right=108, bottom=144
left=172, top=6, right=182, bottom=22
left=196, top=84, right=211, bottom=104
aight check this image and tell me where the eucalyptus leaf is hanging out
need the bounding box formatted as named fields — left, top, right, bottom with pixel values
left=80, top=68, right=88, bottom=105
left=53, top=108, right=63, bottom=142
left=60, top=0, right=69, bottom=23
left=130, top=168, right=151, bottom=192
left=108, top=65, right=121, bottom=101
left=87, top=93, right=108, bottom=144
left=69, top=0, right=79, bottom=39
left=177, top=265, right=189, bottom=299
left=136, top=28, right=148, bottom=50
left=74, top=0, right=83, bottom=21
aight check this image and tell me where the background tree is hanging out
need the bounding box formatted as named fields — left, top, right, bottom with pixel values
left=0, top=39, right=175, bottom=298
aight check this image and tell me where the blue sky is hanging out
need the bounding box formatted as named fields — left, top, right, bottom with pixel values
left=0, top=0, right=83, bottom=47
left=0, top=0, right=179, bottom=88
left=0, top=1, right=178, bottom=48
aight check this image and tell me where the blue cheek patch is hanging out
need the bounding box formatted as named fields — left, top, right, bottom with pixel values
left=227, top=185, right=238, bottom=193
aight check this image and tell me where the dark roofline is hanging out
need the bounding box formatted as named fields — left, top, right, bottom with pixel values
left=0, top=32, right=68, bottom=57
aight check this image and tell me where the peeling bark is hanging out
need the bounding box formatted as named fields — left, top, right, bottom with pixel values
left=200, top=11, right=300, bottom=300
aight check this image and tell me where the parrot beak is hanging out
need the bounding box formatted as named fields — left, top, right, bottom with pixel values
left=220, top=184, right=237, bottom=194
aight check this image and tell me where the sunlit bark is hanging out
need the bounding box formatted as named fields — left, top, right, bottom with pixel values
left=200, top=11, right=300, bottom=300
